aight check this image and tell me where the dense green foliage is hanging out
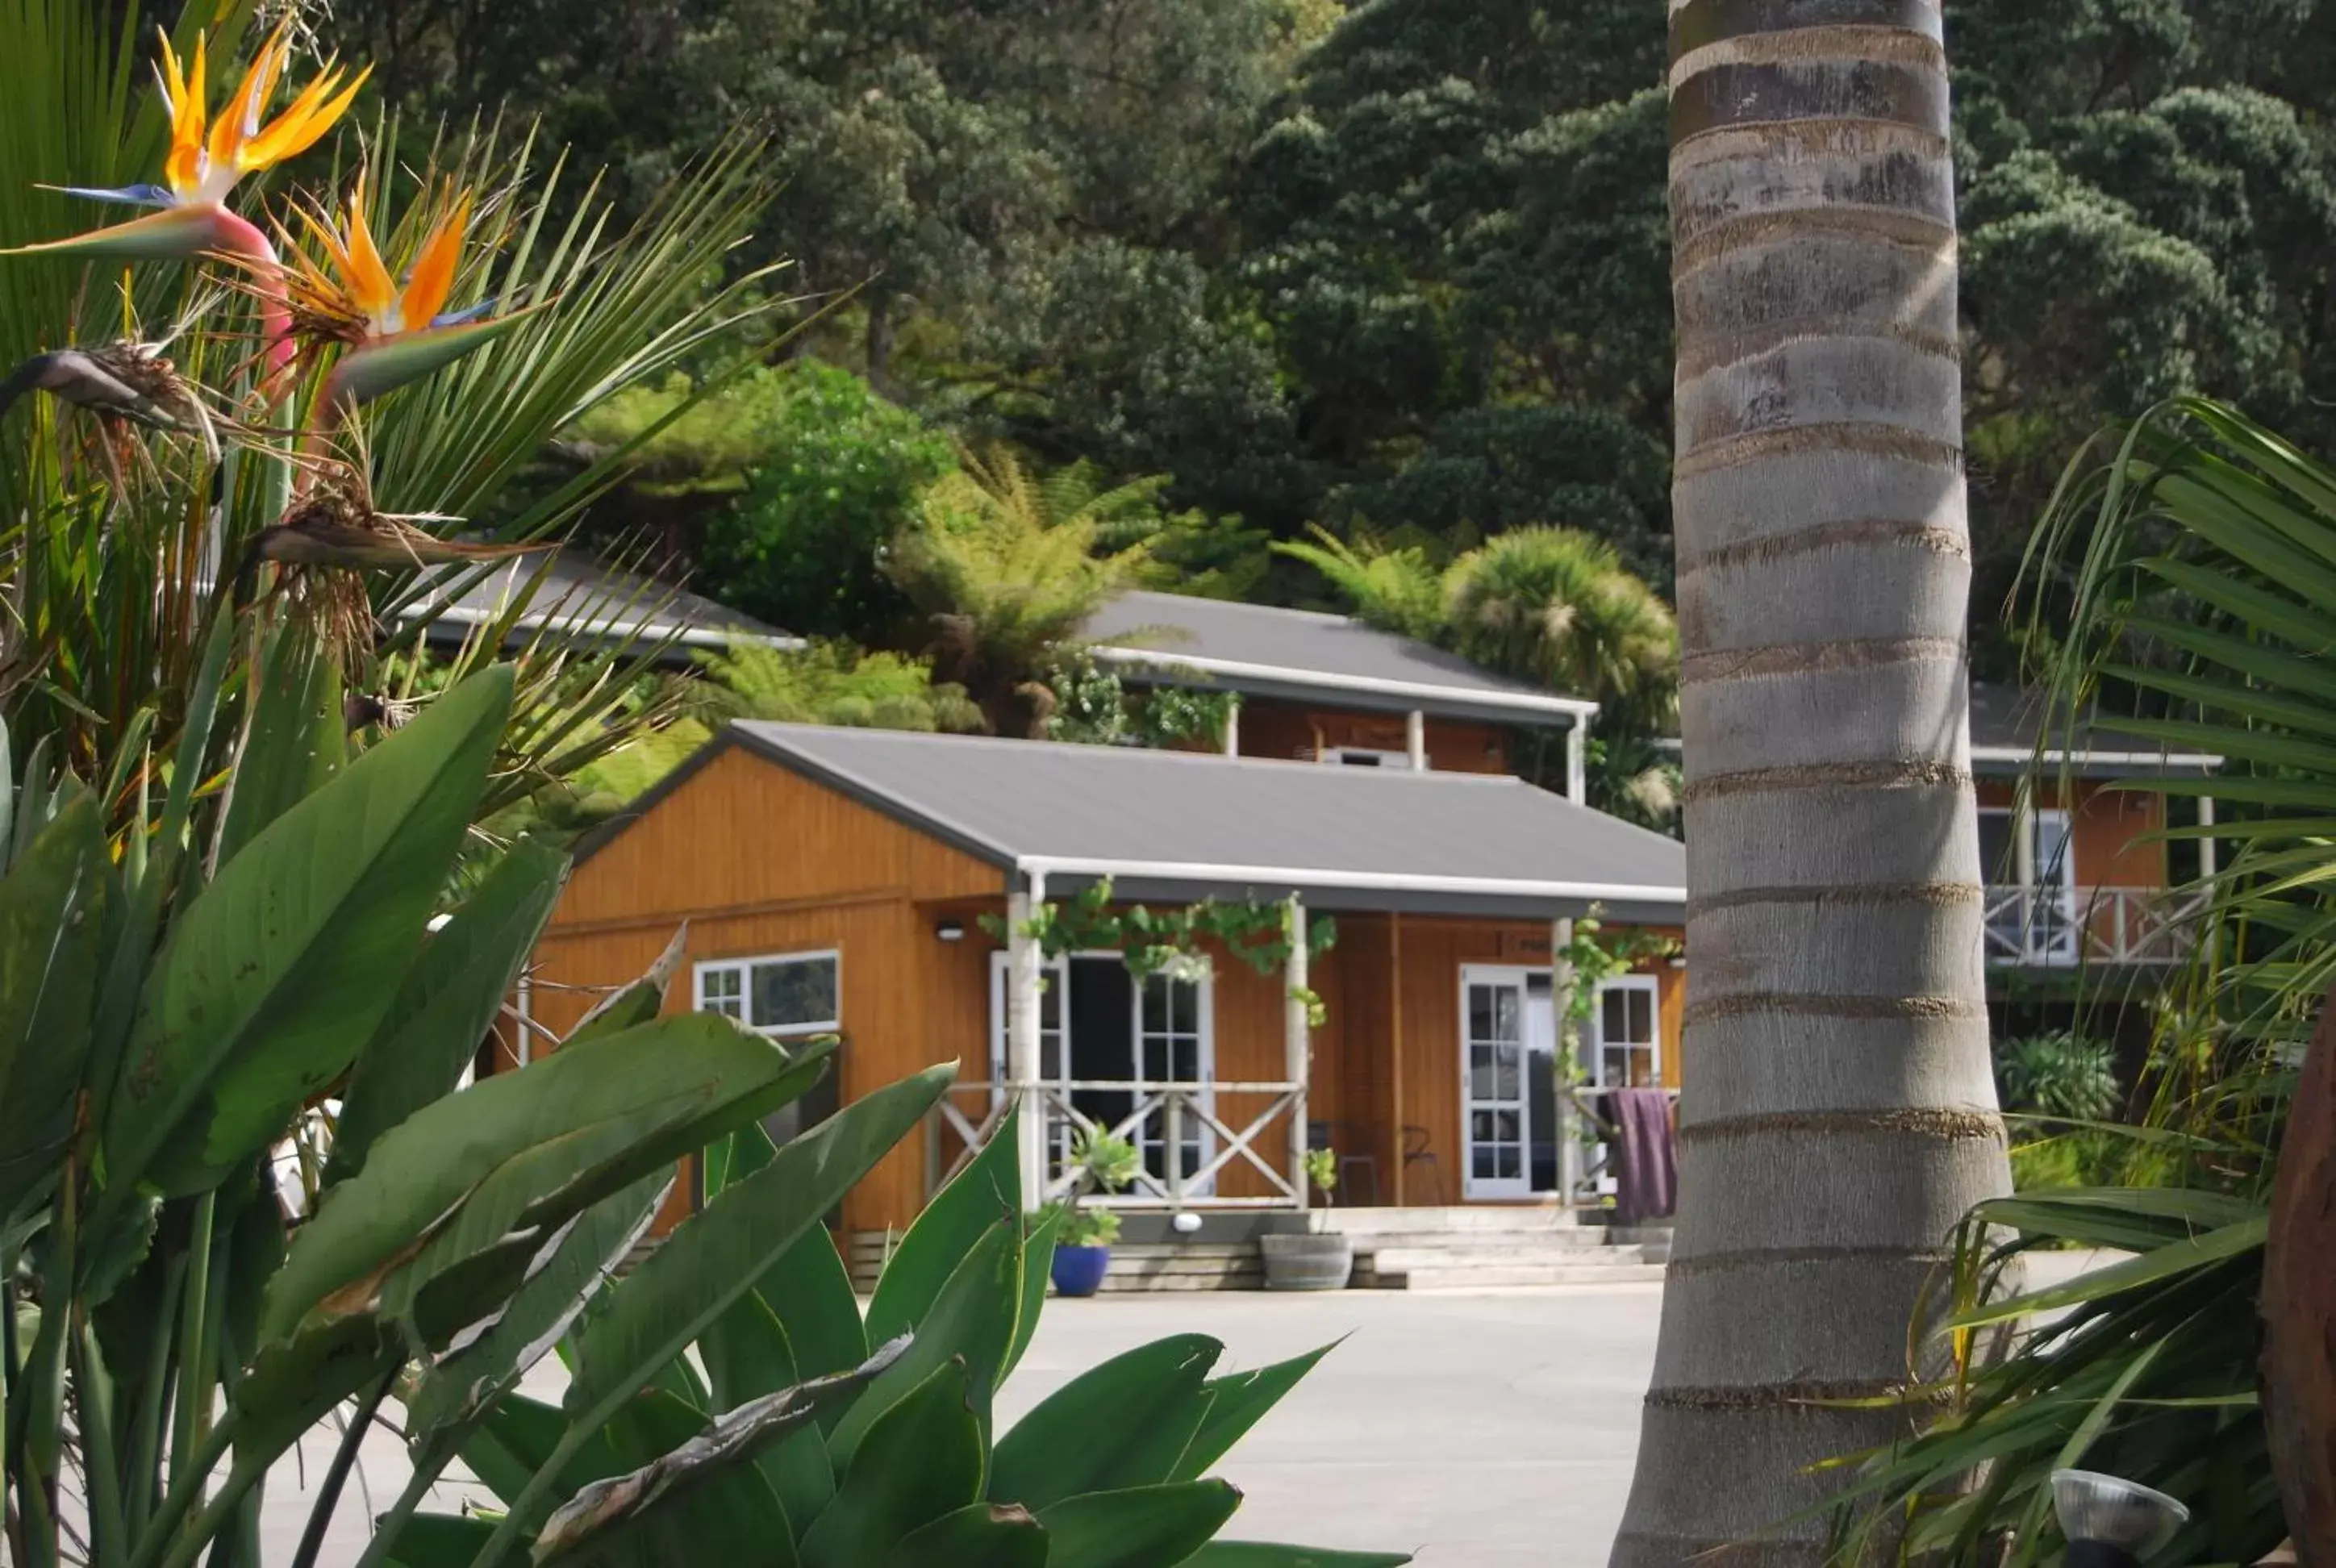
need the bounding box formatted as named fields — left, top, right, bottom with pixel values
left=1824, top=398, right=2325, bottom=1563
left=326, top=0, right=2336, bottom=679
left=1278, top=523, right=1680, bottom=824
left=565, top=363, right=957, bottom=641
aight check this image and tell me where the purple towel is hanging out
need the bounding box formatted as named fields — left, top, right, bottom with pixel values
left=1612, top=1089, right=1677, bottom=1226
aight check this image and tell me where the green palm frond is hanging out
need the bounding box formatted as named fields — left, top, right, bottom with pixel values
left=1445, top=525, right=1679, bottom=725
left=1821, top=397, right=2322, bottom=1563
left=887, top=442, right=1150, bottom=732
left=1270, top=522, right=1446, bottom=641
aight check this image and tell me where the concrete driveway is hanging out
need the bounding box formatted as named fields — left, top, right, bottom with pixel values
left=1009, top=1284, right=1666, bottom=1566
left=262, top=1281, right=1666, bottom=1566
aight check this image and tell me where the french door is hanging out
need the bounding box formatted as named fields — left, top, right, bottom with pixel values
left=1460, top=966, right=1554, bottom=1199
left=988, top=953, right=1214, bottom=1194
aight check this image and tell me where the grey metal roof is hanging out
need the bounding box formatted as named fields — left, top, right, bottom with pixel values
left=402, top=552, right=796, bottom=661
left=1086, top=590, right=1591, bottom=726
left=711, top=722, right=1685, bottom=921
left=1966, top=683, right=2221, bottom=777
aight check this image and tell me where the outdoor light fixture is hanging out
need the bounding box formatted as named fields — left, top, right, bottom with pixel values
left=1170, top=1211, right=1203, bottom=1235
left=935, top=919, right=966, bottom=942
left=2050, top=1469, right=2191, bottom=1568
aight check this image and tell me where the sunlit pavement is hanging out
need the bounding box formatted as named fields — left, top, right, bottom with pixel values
left=261, top=1282, right=1666, bottom=1566
left=260, top=1255, right=2130, bottom=1566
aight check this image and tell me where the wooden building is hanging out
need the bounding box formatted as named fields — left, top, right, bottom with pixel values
left=1961, top=683, right=2221, bottom=975
left=525, top=723, right=1687, bottom=1242
left=1084, top=590, right=1594, bottom=786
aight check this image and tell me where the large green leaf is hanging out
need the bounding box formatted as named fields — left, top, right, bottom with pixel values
left=565, top=924, right=687, bottom=1045
left=1179, top=1545, right=1413, bottom=1566
left=327, top=840, right=569, bottom=1182
left=457, top=1393, right=625, bottom=1511
left=215, top=623, right=344, bottom=864
left=403, top=1170, right=671, bottom=1435
left=826, top=1219, right=1021, bottom=1471
left=1036, top=1480, right=1244, bottom=1568
left=699, top=1279, right=798, bottom=1416
left=263, top=1019, right=827, bottom=1346
left=565, top=1065, right=954, bottom=1423
left=990, top=1334, right=1222, bottom=1510
left=1171, top=1345, right=1337, bottom=1483
left=0, top=794, right=107, bottom=1211
left=1003, top=1203, right=1062, bottom=1383
left=382, top=1510, right=495, bottom=1567
left=104, top=665, right=515, bottom=1199
left=533, top=1344, right=906, bottom=1568
left=798, top=1362, right=986, bottom=1568
left=882, top=1504, right=1047, bottom=1568
left=866, top=1106, right=1021, bottom=1348
left=710, top=1126, right=870, bottom=1384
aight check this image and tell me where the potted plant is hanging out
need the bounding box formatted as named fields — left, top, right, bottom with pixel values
left=1262, top=1148, right=1355, bottom=1290
left=1049, top=1127, right=1140, bottom=1296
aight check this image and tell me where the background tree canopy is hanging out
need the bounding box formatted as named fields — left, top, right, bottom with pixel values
left=325, top=0, right=2336, bottom=675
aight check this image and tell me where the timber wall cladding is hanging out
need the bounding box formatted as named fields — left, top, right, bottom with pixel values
left=1232, top=699, right=1513, bottom=774
left=536, top=744, right=1007, bottom=1233
left=1971, top=778, right=2167, bottom=889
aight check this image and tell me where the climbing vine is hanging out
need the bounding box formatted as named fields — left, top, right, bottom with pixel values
left=979, top=878, right=1338, bottom=990
left=1556, top=912, right=1680, bottom=1082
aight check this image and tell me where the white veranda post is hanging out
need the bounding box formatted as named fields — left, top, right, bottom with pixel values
left=1285, top=895, right=1312, bottom=1211
left=1551, top=916, right=1579, bottom=1205
left=1566, top=719, right=1588, bottom=803
left=1007, top=877, right=1048, bottom=1210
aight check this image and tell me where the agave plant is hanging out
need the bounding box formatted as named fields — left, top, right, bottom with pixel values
left=1816, top=397, right=2327, bottom=1563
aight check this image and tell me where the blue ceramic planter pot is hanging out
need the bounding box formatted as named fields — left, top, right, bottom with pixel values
left=1050, top=1244, right=1112, bottom=1297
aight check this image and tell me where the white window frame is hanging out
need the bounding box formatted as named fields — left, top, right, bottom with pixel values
left=1591, top=974, right=1662, bottom=1091
left=693, top=948, right=842, bottom=1036
left=1979, top=804, right=2079, bottom=963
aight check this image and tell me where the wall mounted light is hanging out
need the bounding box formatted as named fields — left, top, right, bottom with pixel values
left=935, top=919, right=966, bottom=942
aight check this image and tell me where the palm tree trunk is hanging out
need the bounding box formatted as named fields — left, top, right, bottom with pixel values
left=1611, top=4, right=2010, bottom=1562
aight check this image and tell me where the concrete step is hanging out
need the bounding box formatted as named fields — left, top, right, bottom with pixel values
left=1364, top=1241, right=1656, bottom=1274
left=1385, top=1261, right=1669, bottom=1289
left=1319, top=1206, right=1584, bottom=1235
left=1344, top=1228, right=1611, bottom=1253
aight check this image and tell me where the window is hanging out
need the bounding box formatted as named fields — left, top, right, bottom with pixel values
left=695, top=950, right=839, bottom=1035
left=1596, top=978, right=1659, bottom=1089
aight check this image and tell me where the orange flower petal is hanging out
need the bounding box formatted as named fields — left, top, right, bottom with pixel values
left=398, top=190, right=473, bottom=329
left=211, top=24, right=289, bottom=172
left=340, top=179, right=398, bottom=324
left=240, top=63, right=369, bottom=173
left=161, top=30, right=209, bottom=198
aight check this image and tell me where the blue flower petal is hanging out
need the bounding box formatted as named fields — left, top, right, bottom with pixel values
left=51, top=184, right=177, bottom=209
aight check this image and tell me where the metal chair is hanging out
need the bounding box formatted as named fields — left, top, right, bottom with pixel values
left=1400, top=1124, right=1445, bottom=1206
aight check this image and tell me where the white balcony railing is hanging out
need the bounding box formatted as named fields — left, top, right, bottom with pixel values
left=928, top=1078, right=1305, bottom=1209
left=1983, top=885, right=2207, bottom=967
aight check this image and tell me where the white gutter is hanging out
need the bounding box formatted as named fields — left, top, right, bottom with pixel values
left=398, top=601, right=807, bottom=653
left=1091, top=644, right=1599, bottom=721
left=1967, top=745, right=2223, bottom=769
left=1015, top=853, right=1683, bottom=907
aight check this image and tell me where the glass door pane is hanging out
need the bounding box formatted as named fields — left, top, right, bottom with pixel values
left=1462, top=972, right=1529, bottom=1198
left=1135, top=972, right=1209, bottom=1191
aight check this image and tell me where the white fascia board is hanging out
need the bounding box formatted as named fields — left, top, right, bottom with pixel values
left=1090, top=644, right=1598, bottom=721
